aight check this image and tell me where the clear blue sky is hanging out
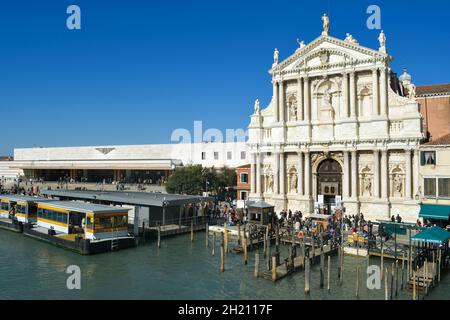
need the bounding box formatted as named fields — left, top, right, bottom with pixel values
left=1, top=0, right=449, bottom=155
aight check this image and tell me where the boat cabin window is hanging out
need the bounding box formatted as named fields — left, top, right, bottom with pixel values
left=93, top=215, right=127, bottom=231
left=38, top=208, right=68, bottom=223
left=1, top=202, right=9, bottom=211
left=16, top=204, right=27, bottom=215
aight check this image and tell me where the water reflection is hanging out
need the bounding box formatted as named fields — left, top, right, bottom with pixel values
left=0, top=231, right=448, bottom=300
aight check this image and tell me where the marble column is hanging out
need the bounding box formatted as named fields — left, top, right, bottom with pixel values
left=279, top=81, right=285, bottom=123
left=273, top=152, right=280, bottom=195
left=350, top=72, right=357, bottom=118
left=304, top=151, right=311, bottom=197
left=372, top=68, right=379, bottom=115
left=342, top=72, right=349, bottom=118
left=351, top=150, right=358, bottom=198
left=297, top=78, right=304, bottom=121
left=250, top=153, right=256, bottom=194
left=297, top=151, right=304, bottom=195
left=279, top=152, right=285, bottom=196
left=373, top=150, right=380, bottom=198
left=405, top=149, right=412, bottom=199
left=273, top=80, right=279, bottom=122
left=380, top=67, right=388, bottom=116
left=343, top=151, right=350, bottom=199
left=256, top=153, right=262, bottom=196
left=304, top=77, right=310, bottom=121
left=381, top=149, right=388, bottom=199
left=413, top=149, right=420, bottom=198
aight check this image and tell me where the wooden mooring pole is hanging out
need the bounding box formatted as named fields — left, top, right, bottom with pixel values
left=254, top=252, right=259, bottom=278
left=380, top=246, right=384, bottom=281
left=266, top=235, right=271, bottom=271
left=224, top=224, right=228, bottom=254
left=384, top=267, right=389, bottom=300
left=237, top=223, right=241, bottom=245
left=205, top=223, right=209, bottom=248
left=390, top=263, right=394, bottom=300
left=271, top=255, right=277, bottom=282
left=157, top=225, right=161, bottom=248
left=355, top=266, right=359, bottom=298
left=142, top=221, right=146, bottom=244
left=220, top=244, right=225, bottom=272
left=395, top=260, right=399, bottom=298
left=437, top=247, right=441, bottom=283
left=191, top=218, right=194, bottom=242
left=263, top=227, right=267, bottom=258
left=320, top=250, right=325, bottom=289
left=412, top=270, right=416, bottom=301
left=212, top=232, right=215, bottom=256
left=243, top=236, right=248, bottom=265
left=304, top=258, right=310, bottom=295
left=327, top=255, right=331, bottom=292
left=425, top=258, right=429, bottom=296
left=401, top=254, right=405, bottom=290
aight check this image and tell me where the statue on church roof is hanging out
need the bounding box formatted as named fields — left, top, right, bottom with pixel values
left=378, top=30, right=386, bottom=52
left=344, top=33, right=358, bottom=45
left=273, top=48, right=279, bottom=65
left=322, top=14, right=330, bottom=36
left=254, top=99, right=260, bottom=114
left=297, top=38, right=305, bottom=48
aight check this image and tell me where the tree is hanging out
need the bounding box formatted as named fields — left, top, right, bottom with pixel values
left=165, top=165, right=237, bottom=197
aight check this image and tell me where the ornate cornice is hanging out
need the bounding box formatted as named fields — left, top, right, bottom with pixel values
left=270, top=35, right=390, bottom=75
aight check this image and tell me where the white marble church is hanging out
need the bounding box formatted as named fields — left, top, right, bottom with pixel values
left=248, top=15, right=424, bottom=222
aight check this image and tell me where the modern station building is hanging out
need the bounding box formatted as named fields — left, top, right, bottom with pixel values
left=11, top=142, right=248, bottom=183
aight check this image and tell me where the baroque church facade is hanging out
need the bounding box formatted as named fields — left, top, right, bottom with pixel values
left=248, top=15, right=424, bottom=222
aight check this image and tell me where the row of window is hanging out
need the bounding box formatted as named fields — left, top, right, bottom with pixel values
left=38, top=208, right=68, bottom=223
left=86, top=216, right=127, bottom=230
left=424, top=178, right=450, bottom=199
left=201, top=151, right=246, bottom=161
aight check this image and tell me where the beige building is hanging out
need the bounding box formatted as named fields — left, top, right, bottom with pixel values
left=248, top=16, right=424, bottom=222
left=419, top=134, right=450, bottom=224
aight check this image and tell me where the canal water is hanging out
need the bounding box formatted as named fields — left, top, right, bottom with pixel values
left=0, top=230, right=448, bottom=300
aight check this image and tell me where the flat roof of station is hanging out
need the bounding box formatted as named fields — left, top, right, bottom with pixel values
left=41, top=190, right=215, bottom=207
left=36, top=200, right=129, bottom=214
left=0, top=194, right=54, bottom=203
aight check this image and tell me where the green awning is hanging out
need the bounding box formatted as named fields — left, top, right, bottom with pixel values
left=419, top=204, right=450, bottom=221
left=412, top=226, right=450, bottom=245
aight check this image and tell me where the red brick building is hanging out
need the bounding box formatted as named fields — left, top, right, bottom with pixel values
left=235, top=164, right=250, bottom=200
left=416, top=83, right=450, bottom=141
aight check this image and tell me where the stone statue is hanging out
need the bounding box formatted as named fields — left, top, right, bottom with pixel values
left=345, top=33, right=358, bottom=44
left=267, top=174, right=274, bottom=192
left=322, top=14, right=330, bottom=36
left=394, top=175, right=403, bottom=194
left=297, top=38, right=305, bottom=48
left=322, top=89, right=332, bottom=107
left=364, top=175, right=372, bottom=196
left=409, top=84, right=416, bottom=99
left=290, top=173, right=298, bottom=192
left=254, top=99, right=260, bottom=114
left=273, top=48, right=279, bottom=65
left=290, top=104, right=297, bottom=121
left=378, top=30, right=386, bottom=49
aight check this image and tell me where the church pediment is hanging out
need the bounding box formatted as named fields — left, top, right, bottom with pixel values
left=270, top=35, right=389, bottom=75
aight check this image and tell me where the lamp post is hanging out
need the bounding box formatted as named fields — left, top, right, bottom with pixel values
left=205, top=180, right=210, bottom=195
